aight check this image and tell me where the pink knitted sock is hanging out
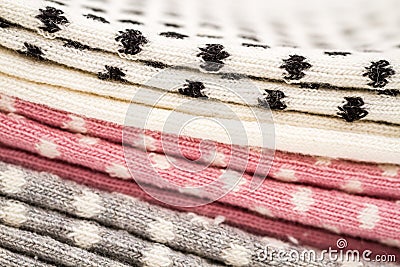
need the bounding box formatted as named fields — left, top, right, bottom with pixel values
left=0, top=144, right=398, bottom=260
left=2, top=94, right=399, bottom=199
left=0, top=111, right=399, bottom=247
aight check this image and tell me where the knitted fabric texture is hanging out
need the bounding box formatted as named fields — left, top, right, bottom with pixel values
left=0, top=39, right=400, bottom=125
left=1, top=144, right=399, bottom=260
left=0, top=246, right=57, bottom=267
left=1, top=79, right=400, bottom=164
left=0, top=112, right=399, bottom=247
left=1, top=0, right=400, bottom=265
left=0, top=161, right=341, bottom=267
left=0, top=48, right=399, bottom=135
left=0, top=196, right=220, bottom=267
left=0, top=1, right=399, bottom=162
left=0, top=224, right=131, bottom=267
left=0, top=0, right=399, bottom=90
left=1, top=95, right=400, bottom=200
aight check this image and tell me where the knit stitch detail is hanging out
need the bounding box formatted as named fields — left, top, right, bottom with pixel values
left=0, top=161, right=340, bottom=267
left=1, top=144, right=398, bottom=260
left=115, top=29, right=148, bottom=55
left=35, top=6, right=69, bottom=33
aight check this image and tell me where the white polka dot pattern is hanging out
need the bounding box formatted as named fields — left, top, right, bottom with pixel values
left=253, top=206, right=275, bottom=218
left=72, top=190, right=104, bottom=218
left=62, top=115, right=87, bottom=133
left=36, top=139, right=61, bottom=159
left=147, top=218, right=175, bottom=243
left=291, top=188, right=314, bottom=213
left=0, top=94, right=15, bottom=113
left=379, top=165, right=399, bottom=177
left=0, top=162, right=398, bottom=266
left=142, top=245, right=173, bottom=267
left=0, top=200, right=27, bottom=227
left=220, top=244, right=251, bottom=266
left=357, top=204, right=380, bottom=229
left=342, top=180, right=363, bottom=193
left=105, top=163, right=131, bottom=179
left=275, top=167, right=297, bottom=182
left=69, top=221, right=101, bottom=248
left=149, top=153, right=171, bottom=170
left=0, top=167, right=26, bottom=194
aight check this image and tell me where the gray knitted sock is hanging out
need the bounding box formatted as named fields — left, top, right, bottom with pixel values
left=0, top=223, right=131, bottom=267
left=0, top=161, right=337, bottom=267
left=0, top=196, right=221, bottom=267
left=0, top=246, right=57, bottom=267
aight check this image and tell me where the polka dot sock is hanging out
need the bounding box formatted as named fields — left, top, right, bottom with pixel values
left=0, top=161, right=343, bottom=267
left=0, top=111, right=399, bottom=248
left=0, top=144, right=399, bottom=260
left=1, top=94, right=400, bottom=200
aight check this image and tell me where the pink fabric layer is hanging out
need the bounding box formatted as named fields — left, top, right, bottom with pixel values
left=0, top=144, right=398, bottom=259
left=0, top=111, right=399, bottom=247
left=2, top=95, right=400, bottom=199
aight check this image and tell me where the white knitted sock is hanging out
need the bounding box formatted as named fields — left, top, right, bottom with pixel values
left=1, top=74, right=400, bottom=164
left=0, top=0, right=399, bottom=90
left=0, top=46, right=400, bottom=124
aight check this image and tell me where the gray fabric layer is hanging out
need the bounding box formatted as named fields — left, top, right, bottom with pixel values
left=0, top=196, right=220, bottom=267
left=0, top=161, right=337, bottom=267
left=0, top=223, right=131, bottom=267
left=0, top=246, right=57, bottom=267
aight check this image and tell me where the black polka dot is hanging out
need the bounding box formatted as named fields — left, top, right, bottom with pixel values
left=0, top=17, right=12, bottom=28
left=83, top=6, right=105, bottom=13
left=118, top=19, right=143, bottom=25
left=242, top=43, right=270, bottom=49
left=197, top=44, right=230, bottom=72
left=238, top=34, right=259, bottom=42
left=324, top=51, right=351, bottom=56
left=83, top=14, right=109, bottom=23
left=299, top=82, right=320, bottom=89
left=337, top=97, right=368, bottom=122
left=35, top=6, right=69, bottom=33
left=363, top=60, right=395, bottom=88
left=163, top=23, right=181, bottom=28
left=159, top=31, right=188, bottom=39
left=18, top=43, right=45, bottom=61
left=98, top=66, right=127, bottom=82
left=280, top=55, right=312, bottom=80
left=63, top=39, right=90, bottom=50
left=377, top=89, right=399, bottom=97
left=178, top=80, right=208, bottom=98
left=115, top=29, right=148, bottom=55
left=142, top=60, right=168, bottom=69
left=258, top=89, right=287, bottom=110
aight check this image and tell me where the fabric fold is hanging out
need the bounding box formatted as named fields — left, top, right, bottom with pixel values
left=0, top=0, right=399, bottom=89
left=0, top=161, right=337, bottom=267
left=0, top=113, right=399, bottom=246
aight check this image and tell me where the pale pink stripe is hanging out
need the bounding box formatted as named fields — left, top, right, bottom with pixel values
left=0, top=111, right=399, bottom=247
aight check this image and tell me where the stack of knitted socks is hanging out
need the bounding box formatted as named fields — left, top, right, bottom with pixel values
left=0, top=0, right=399, bottom=266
